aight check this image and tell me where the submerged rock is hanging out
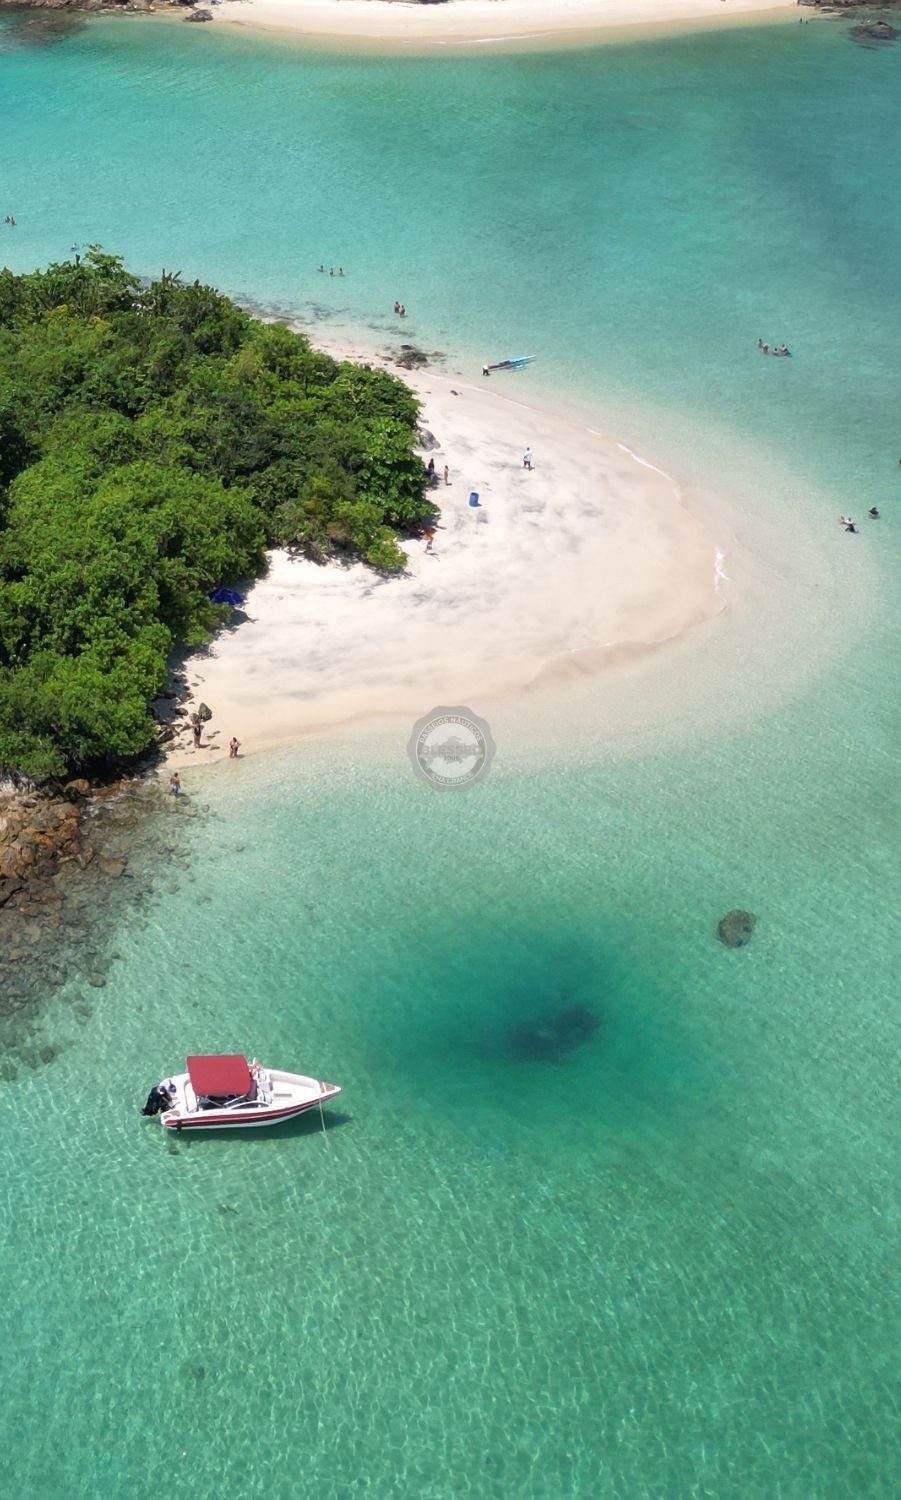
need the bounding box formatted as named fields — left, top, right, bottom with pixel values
left=0, top=773, right=196, bottom=1070
left=0, top=877, right=25, bottom=907
left=849, top=21, right=899, bottom=43
left=395, top=345, right=431, bottom=370
left=511, top=1004, right=601, bottom=1063
left=717, top=909, right=756, bottom=948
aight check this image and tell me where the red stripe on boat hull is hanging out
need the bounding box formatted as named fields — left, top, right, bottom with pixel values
left=162, top=1097, right=334, bottom=1130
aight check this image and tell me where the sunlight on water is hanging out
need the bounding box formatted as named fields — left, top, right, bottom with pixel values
left=1, top=16, right=899, bottom=1497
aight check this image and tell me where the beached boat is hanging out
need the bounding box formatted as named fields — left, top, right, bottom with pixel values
left=141, top=1054, right=341, bottom=1131
left=483, top=355, right=536, bottom=372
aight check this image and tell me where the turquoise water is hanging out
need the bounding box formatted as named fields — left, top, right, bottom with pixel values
left=1, top=15, right=900, bottom=1497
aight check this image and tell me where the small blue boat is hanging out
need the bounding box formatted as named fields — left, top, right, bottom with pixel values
left=484, top=355, right=536, bottom=373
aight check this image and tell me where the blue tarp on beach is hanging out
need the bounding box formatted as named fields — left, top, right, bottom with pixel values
left=209, top=587, right=245, bottom=608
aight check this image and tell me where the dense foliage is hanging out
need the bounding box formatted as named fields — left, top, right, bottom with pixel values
left=0, top=250, right=434, bottom=777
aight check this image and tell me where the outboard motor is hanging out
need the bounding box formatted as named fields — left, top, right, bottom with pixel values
left=141, top=1085, right=170, bottom=1117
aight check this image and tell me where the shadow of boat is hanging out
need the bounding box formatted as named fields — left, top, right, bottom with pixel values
left=164, top=1108, right=352, bottom=1150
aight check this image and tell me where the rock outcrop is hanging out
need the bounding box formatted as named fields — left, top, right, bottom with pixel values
left=849, top=21, right=898, bottom=43
left=717, top=909, right=756, bottom=948
left=0, top=776, right=195, bottom=1072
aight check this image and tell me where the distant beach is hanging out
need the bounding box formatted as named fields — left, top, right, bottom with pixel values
left=213, top=0, right=797, bottom=48
left=168, top=345, right=724, bottom=767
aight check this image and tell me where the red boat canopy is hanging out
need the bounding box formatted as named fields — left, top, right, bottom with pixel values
left=187, top=1055, right=252, bottom=1097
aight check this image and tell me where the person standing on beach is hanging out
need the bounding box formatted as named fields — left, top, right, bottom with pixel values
left=192, top=720, right=202, bottom=750
left=443, top=465, right=449, bottom=486
left=523, top=447, right=533, bottom=470
left=229, top=737, right=241, bottom=758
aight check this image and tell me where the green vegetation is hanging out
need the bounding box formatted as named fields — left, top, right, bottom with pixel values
left=0, top=250, right=434, bottom=777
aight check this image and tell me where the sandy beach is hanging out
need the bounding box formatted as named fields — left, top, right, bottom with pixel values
left=166, top=349, right=725, bottom=768
left=214, top=0, right=796, bottom=48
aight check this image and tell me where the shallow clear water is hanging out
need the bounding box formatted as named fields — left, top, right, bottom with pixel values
left=1, top=15, right=899, bottom=1498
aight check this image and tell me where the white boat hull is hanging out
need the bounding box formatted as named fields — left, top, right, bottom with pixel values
left=158, top=1067, right=341, bottom=1131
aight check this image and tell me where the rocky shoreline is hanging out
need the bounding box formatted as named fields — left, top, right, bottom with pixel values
left=0, top=771, right=196, bottom=1075
left=0, top=652, right=231, bottom=1074
left=0, top=0, right=203, bottom=13
left=0, top=0, right=217, bottom=27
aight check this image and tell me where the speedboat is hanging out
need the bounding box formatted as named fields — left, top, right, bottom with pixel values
left=141, top=1054, right=341, bottom=1131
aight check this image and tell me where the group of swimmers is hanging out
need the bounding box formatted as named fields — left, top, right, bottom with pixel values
left=840, top=510, right=879, bottom=533
left=758, top=339, right=790, bottom=356
left=394, top=301, right=407, bottom=316
left=3, top=215, right=15, bottom=226
left=317, top=265, right=344, bottom=276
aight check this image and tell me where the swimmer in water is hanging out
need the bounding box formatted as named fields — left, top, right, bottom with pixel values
left=868, top=507, right=880, bottom=519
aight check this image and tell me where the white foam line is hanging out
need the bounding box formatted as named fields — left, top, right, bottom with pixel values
left=408, top=31, right=557, bottom=47
left=714, top=548, right=732, bottom=590
left=457, top=32, right=557, bottom=44
left=591, top=430, right=684, bottom=501
left=615, top=440, right=674, bottom=483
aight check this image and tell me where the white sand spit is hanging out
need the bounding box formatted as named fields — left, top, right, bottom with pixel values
left=168, top=355, right=724, bottom=766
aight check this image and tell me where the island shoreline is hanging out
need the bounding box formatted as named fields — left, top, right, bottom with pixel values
left=166, top=336, right=730, bottom=770
left=212, top=0, right=799, bottom=54
left=1, top=0, right=801, bottom=56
